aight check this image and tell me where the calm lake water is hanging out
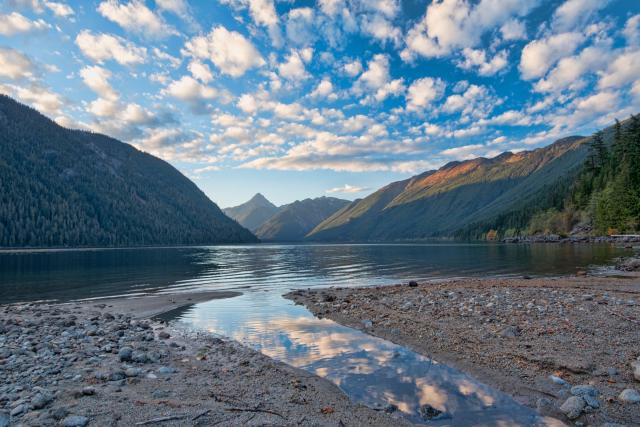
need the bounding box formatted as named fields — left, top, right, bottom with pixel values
left=0, top=243, right=630, bottom=425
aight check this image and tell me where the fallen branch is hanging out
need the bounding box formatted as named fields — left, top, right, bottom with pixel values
left=134, top=415, right=187, bottom=425
left=603, top=306, right=640, bottom=324
left=192, top=409, right=211, bottom=421
left=225, top=407, right=284, bottom=418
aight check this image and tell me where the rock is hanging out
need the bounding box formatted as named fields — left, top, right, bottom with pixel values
left=361, top=320, right=373, bottom=329
left=408, top=281, right=418, bottom=287
left=0, top=411, right=9, bottom=427
left=31, top=392, right=53, bottom=409
left=124, top=367, right=142, bottom=377
left=618, top=389, right=640, bottom=403
left=418, top=404, right=447, bottom=420
left=157, top=366, right=176, bottom=375
left=50, top=406, right=69, bottom=420
left=536, top=398, right=564, bottom=420
left=500, top=326, right=520, bottom=338
left=151, top=390, right=170, bottom=399
left=602, top=423, right=628, bottom=427
left=560, top=396, right=585, bottom=419
left=549, top=375, right=567, bottom=386
left=10, top=404, right=26, bottom=417
left=131, top=351, right=148, bottom=364
left=582, top=394, right=600, bottom=409
left=108, top=371, right=126, bottom=381
left=60, top=415, right=89, bottom=427
left=632, top=360, right=640, bottom=382
left=82, top=387, right=95, bottom=396
left=118, top=346, right=133, bottom=362
left=158, top=331, right=170, bottom=339
left=571, top=385, right=599, bottom=397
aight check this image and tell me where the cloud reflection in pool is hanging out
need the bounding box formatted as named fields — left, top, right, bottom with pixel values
left=162, top=293, right=561, bottom=426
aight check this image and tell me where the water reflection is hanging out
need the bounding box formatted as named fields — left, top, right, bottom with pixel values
left=0, top=243, right=628, bottom=303
left=161, top=294, right=557, bottom=426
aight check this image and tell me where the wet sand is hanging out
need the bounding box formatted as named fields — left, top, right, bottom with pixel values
left=0, top=291, right=403, bottom=426
left=287, top=274, right=640, bottom=426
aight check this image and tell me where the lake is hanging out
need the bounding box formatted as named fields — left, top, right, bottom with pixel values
left=0, top=243, right=630, bottom=425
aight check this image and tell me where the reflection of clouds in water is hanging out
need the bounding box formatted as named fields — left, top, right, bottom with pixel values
left=174, top=296, right=545, bottom=425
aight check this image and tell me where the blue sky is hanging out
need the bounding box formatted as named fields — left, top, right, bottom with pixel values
left=1, top=0, right=639, bottom=207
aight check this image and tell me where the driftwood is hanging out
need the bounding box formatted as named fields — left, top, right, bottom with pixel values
left=225, top=407, right=284, bottom=418
left=134, top=414, right=187, bottom=425
left=192, top=409, right=212, bottom=421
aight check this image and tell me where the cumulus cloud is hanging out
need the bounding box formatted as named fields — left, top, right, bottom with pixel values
left=156, top=0, right=199, bottom=30
left=310, top=78, right=337, bottom=100
left=222, top=0, right=281, bottom=46
left=163, top=75, right=217, bottom=111
left=405, top=77, right=446, bottom=112
left=0, top=47, right=36, bottom=80
left=278, top=49, right=311, bottom=80
left=98, top=0, right=177, bottom=39
left=519, top=32, right=584, bottom=80
left=401, top=0, right=539, bottom=60
left=75, top=31, right=147, bottom=66
left=552, top=0, right=610, bottom=32
left=285, top=7, right=316, bottom=46
left=0, top=12, right=49, bottom=35
left=326, top=184, right=369, bottom=194
left=500, top=19, right=527, bottom=41
left=458, top=48, right=508, bottom=76
left=343, top=59, right=362, bottom=76
left=188, top=60, right=213, bottom=83
left=183, top=26, right=265, bottom=77
left=597, top=49, right=640, bottom=90
left=624, top=15, right=640, bottom=47
left=442, top=84, right=499, bottom=119
left=44, top=2, right=74, bottom=17
left=534, top=44, right=611, bottom=93
left=354, top=54, right=405, bottom=103
left=80, top=65, right=118, bottom=101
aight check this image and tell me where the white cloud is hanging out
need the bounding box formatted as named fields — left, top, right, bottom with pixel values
left=480, top=110, right=533, bottom=126
left=326, top=184, right=369, bottom=194
left=500, top=19, right=527, bottom=41
left=441, top=143, right=486, bottom=159
left=278, top=50, right=310, bottom=80
left=164, top=75, right=217, bottom=108
left=360, top=14, right=401, bottom=45
left=183, top=26, right=265, bottom=77
left=1, top=82, right=63, bottom=115
left=0, top=47, right=36, bottom=80
left=598, top=49, right=640, bottom=90
left=402, top=0, right=539, bottom=60
left=97, top=0, right=177, bottom=39
left=534, top=45, right=611, bottom=93
left=310, top=78, right=337, bottom=100
left=458, top=48, right=508, bottom=76
left=552, top=0, right=610, bottom=32
left=343, top=59, right=362, bottom=77
left=156, top=0, right=198, bottom=30
left=442, top=84, right=498, bottom=119
left=519, top=32, right=584, bottom=80
left=188, top=60, right=213, bottom=83
left=285, top=7, right=316, bottom=46
left=624, top=14, right=640, bottom=46
left=0, top=12, right=49, bottom=35
left=222, top=0, right=281, bottom=46
left=75, top=31, right=147, bottom=66
left=237, top=93, right=258, bottom=114
left=44, top=2, right=74, bottom=17
left=405, top=77, right=446, bottom=112
left=80, top=65, right=118, bottom=101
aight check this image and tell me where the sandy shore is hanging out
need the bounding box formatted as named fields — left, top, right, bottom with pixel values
left=0, top=291, right=403, bottom=426
left=287, top=274, right=640, bottom=426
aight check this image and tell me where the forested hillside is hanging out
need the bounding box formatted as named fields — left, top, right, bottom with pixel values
left=0, top=95, right=257, bottom=247
left=522, top=116, right=640, bottom=237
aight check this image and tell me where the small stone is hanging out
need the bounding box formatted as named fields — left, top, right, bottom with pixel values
left=109, top=371, right=126, bottom=381
left=10, top=404, right=25, bottom=417
left=124, top=368, right=141, bottom=377
left=500, top=326, right=520, bottom=338
left=118, top=347, right=133, bottom=362
left=157, top=366, right=176, bottom=375
left=362, top=320, right=373, bottom=329
left=549, top=375, right=567, bottom=386
left=602, top=423, right=627, bottom=427
left=82, top=387, right=95, bottom=396
left=571, top=385, right=599, bottom=397
left=618, top=389, right=640, bottom=403
left=31, top=392, right=53, bottom=409
left=632, top=360, right=640, bottom=382
left=61, top=415, right=89, bottom=427
left=560, top=396, right=585, bottom=419
left=158, top=331, right=170, bottom=339
left=582, top=394, right=600, bottom=409
left=408, top=281, right=418, bottom=287
left=418, top=404, right=447, bottom=420
left=131, top=351, right=149, bottom=364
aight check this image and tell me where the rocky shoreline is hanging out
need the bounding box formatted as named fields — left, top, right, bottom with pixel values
left=502, top=235, right=640, bottom=245
left=0, top=292, right=402, bottom=426
left=287, top=273, right=640, bottom=426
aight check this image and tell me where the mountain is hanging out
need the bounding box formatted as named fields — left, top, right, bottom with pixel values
left=223, top=193, right=279, bottom=232
left=255, top=197, right=350, bottom=241
left=0, top=95, right=257, bottom=247
left=307, top=134, right=595, bottom=242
